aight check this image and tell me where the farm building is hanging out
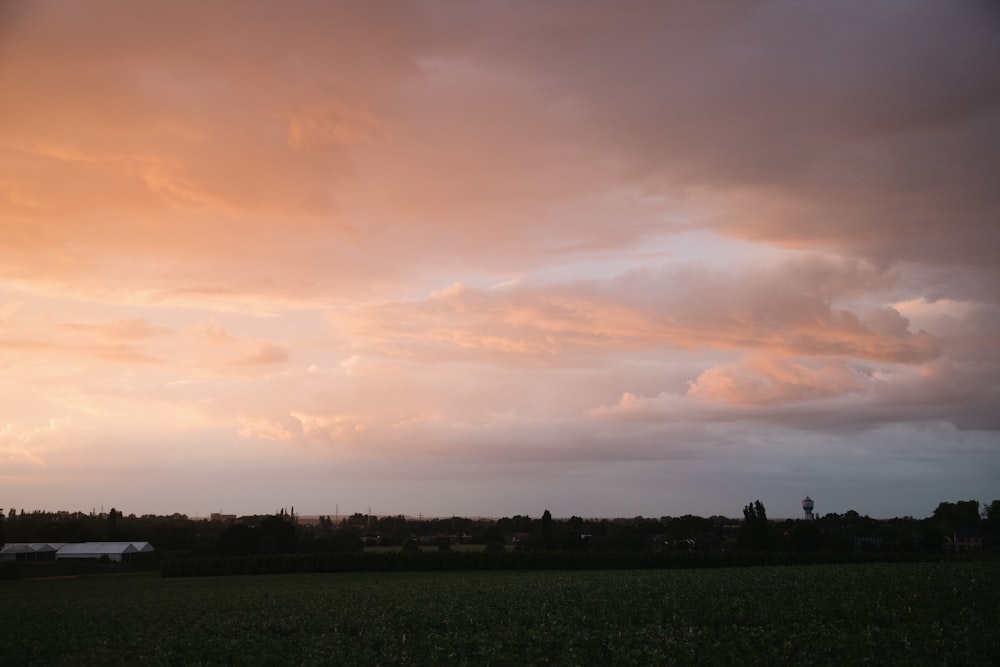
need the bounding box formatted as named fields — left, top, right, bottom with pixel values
left=0, top=543, right=65, bottom=561
left=0, top=541, right=155, bottom=562
left=56, top=542, right=141, bottom=562
left=130, top=541, right=155, bottom=554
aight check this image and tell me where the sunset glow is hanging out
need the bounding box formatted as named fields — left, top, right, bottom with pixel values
left=1, top=1, right=998, bottom=518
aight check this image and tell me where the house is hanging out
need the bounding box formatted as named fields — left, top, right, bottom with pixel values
left=953, top=529, right=983, bottom=552
left=854, top=536, right=882, bottom=549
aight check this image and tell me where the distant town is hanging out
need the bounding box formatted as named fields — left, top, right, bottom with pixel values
left=2, top=498, right=996, bottom=567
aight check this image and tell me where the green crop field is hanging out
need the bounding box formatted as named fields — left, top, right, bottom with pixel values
left=1, top=561, right=998, bottom=665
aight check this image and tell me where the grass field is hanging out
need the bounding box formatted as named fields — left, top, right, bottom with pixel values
left=1, top=560, right=998, bottom=665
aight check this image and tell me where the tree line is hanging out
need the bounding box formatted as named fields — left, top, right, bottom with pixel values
left=2, top=499, right=997, bottom=560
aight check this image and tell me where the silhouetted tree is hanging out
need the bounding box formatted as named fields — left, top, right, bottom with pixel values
left=259, top=514, right=298, bottom=553
left=541, top=510, right=553, bottom=550
left=984, top=500, right=1000, bottom=531
left=740, top=500, right=770, bottom=550
left=106, top=508, right=119, bottom=539
left=789, top=520, right=822, bottom=551
left=329, top=527, right=363, bottom=552
left=933, top=500, right=980, bottom=531
left=605, top=523, right=643, bottom=551
left=219, top=523, right=259, bottom=555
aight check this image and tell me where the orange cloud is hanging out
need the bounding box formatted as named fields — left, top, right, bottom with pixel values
left=237, top=416, right=298, bottom=444
left=223, top=342, right=289, bottom=368
left=58, top=318, right=171, bottom=341
left=287, top=99, right=391, bottom=150
left=0, top=2, right=997, bottom=517
left=686, top=356, right=865, bottom=406
left=336, top=258, right=939, bottom=367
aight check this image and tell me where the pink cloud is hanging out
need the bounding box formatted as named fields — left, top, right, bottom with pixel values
left=0, top=2, right=996, bottom=517
left=686, top=356, right=865, bottom=406
left=237, top=416, right=299, bottom=444
left=58, top=318, right=171, bottom=340
left=224, top=342, right=289, bottom=367
left=337, top=258, right=939, bottom=367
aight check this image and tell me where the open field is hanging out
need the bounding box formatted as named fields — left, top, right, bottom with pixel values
left=2, top=560, right=998, bottom=665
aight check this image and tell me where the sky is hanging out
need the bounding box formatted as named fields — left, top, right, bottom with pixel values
left=1, top=1, right=999, bottom=520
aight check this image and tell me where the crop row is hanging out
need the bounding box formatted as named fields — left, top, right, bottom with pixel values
left=161, top=545, right=972, bottom=577
left=2, top=561, right=998, bottom=665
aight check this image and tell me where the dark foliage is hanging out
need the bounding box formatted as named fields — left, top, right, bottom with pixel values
left=3, top=497, right=999, bottom=581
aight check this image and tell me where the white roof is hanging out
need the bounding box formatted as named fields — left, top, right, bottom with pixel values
left=1, top=544, right=36, bottom=555
left=3, top=541, right=152, bottom=556
left=0, top=542, right=62, bottom=554
left=57, top=542, right=139, bottom=556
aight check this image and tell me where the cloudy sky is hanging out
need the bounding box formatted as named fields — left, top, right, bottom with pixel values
left=2, top=1, right=998, bottom=520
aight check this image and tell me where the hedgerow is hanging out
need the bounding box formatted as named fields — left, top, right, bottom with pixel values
left=160, top=546, right=962, bottom=577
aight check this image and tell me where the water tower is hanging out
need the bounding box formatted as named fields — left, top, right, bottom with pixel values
left=802, top=496, right=815, bottom=520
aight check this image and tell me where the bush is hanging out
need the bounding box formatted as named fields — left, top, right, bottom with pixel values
left=0, top=561, right=17, bottom=580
